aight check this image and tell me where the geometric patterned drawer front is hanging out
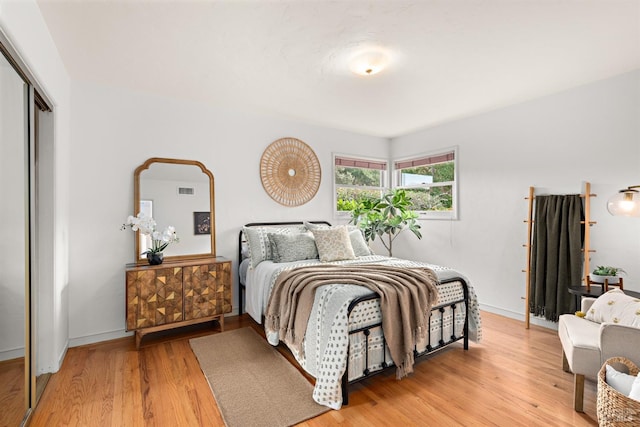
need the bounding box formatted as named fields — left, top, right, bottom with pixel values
left=184, top=261, right=232, bottom=320
left=126, top=267, right=183, bottom=330
left=126, top=258, right=231, bottom=347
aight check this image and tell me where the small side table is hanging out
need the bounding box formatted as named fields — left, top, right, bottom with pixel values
left=568, top=284, right=640, bottom=310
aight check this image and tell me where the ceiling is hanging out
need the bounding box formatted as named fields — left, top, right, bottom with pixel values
left=37, top=0, right=640, bottom=138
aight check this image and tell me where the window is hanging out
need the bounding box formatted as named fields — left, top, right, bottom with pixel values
left=334, top=154, right=388, bottom=215
left=394, top=148, right=457, bottom=219
left=139, top=200, right=153, bottom=255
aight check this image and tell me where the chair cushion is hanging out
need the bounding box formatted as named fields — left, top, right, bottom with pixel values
left=558, top=314, right=602, bottom=379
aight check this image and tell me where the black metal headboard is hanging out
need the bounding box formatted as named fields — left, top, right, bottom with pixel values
left=237, top=221, right=332, bottom=315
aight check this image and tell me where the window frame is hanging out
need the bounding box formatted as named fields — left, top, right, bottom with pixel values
left=392, top=146, right=459, bottom=220
left=333, top=153, right=389, bottom=218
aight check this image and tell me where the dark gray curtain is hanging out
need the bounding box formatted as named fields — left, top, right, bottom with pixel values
left=529, top=194, right=584, bottom=321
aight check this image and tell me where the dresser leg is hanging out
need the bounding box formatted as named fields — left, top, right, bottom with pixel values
left=135, top=331, right=142, bottom=349
left=219, top=315, right=225, bottom=332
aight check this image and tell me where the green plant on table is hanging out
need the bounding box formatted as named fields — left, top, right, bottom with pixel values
left=592, top=266, right=626, bottom=276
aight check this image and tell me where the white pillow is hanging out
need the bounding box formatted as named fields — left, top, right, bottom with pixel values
left=605, top=364, right=636, bottom=396
left=584, top=289, right=640, bottom=327
left=241, top=240, right=250, bottom=258
left=310, top=226, right=356, bottom=262
left=629, top=373, right=640, bottom=401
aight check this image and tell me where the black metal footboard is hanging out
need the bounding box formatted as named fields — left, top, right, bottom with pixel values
left=340, top=277, right=470, bottom=405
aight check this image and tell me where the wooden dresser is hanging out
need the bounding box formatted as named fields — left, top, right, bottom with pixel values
left=126, top=257, right=232, bottom=348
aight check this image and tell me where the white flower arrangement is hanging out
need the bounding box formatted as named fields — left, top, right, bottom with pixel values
left=122, top=213, right=179, bottom=255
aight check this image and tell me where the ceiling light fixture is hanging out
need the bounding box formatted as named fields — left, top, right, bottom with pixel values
left=349, top=49, right=390, bottom=76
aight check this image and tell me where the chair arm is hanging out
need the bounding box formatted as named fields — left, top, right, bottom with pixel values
left=581, top=297, right=596, bottom=313
left=599, top=323, right=640, bottom=365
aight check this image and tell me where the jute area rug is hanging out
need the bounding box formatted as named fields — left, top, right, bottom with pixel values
left=189, top=327, right=330, bottom=427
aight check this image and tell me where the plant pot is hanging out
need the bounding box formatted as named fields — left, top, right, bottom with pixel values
left=147, top=252, right=164, bottom=265
left=589, top=273, right=620, bottom=285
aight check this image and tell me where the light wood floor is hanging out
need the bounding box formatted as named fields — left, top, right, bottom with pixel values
left=29, top=311, right=598, bottom=426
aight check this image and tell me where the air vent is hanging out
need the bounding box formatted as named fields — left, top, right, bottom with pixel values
left=177, top=187, right=195, bottom=196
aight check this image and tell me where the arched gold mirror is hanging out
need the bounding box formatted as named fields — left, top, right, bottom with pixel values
left=134, top=158, right=216, bottom=263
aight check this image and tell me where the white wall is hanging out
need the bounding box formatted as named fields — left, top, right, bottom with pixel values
left=67, top=79, right=389, bottom=345
left=391, top=70, right=640, bottom=324
left=0, top=0, right=71, bottom=373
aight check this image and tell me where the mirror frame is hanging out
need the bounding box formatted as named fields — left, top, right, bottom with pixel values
left=134, top=157, right=216, bottom=263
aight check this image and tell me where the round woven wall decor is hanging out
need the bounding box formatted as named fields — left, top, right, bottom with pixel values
left=260, top=137, right=321, bottom=206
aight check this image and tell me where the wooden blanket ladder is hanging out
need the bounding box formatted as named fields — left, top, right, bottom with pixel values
left=523, top=182, right=596, bottom=328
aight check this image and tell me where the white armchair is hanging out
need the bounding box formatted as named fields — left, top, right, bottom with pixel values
left=558, top=297, right=640, bottom=412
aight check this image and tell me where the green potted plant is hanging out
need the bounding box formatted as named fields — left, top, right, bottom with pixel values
left=590, top=265, right=626, bottom=285
left=348, top=189, right=422, bottom=257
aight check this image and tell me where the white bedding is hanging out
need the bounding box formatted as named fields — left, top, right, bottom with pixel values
left=244, top=255, right=482, bottom=409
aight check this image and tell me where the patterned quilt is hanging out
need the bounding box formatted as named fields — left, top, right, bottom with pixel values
left=250, top=255, right=482, bottom=409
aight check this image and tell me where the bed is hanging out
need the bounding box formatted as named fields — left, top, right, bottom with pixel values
left=238, top=221, right=482, bottom=410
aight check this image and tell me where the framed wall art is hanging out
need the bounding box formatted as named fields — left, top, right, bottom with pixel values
left=193, top=211, right=211, bottom=235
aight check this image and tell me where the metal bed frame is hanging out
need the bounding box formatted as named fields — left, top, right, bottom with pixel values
left=340, top=277, right=468, bottom=404
left=238, top=221, right=469, bottom=405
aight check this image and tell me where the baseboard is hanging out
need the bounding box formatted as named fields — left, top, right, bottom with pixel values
left=67, top=311, right=243, bottom=348
left=52, top=346, right=68, bottom=375
left=479, top=303, right=559, bottom=331
left=66, top=306, right=551, bottom=349
left=0, top=347, right=25, bottom=362
left=69, top=328, right=133, bottom=348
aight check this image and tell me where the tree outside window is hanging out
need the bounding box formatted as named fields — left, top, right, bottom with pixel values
left=334, top=149, right=458, bottom=220
left=394, top=149, right=457, bottom=219
left=334, top=155, right=387, bottom=213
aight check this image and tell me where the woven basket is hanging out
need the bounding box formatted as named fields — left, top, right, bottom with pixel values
left=597, top=357, right=640, bottom=426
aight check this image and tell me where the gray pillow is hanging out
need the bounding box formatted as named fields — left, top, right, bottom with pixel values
left=349, top=229, right=373, bottom=257
left=304, top=221, right=359, bottom=233
left=268, top=232, right=318, bottom=263
left=303, top=221, right=328, bottom=231
left=243, top=225, right=307, bottom=268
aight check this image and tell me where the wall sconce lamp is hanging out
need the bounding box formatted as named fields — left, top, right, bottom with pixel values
left=607, top=185, right=640, bottom=217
